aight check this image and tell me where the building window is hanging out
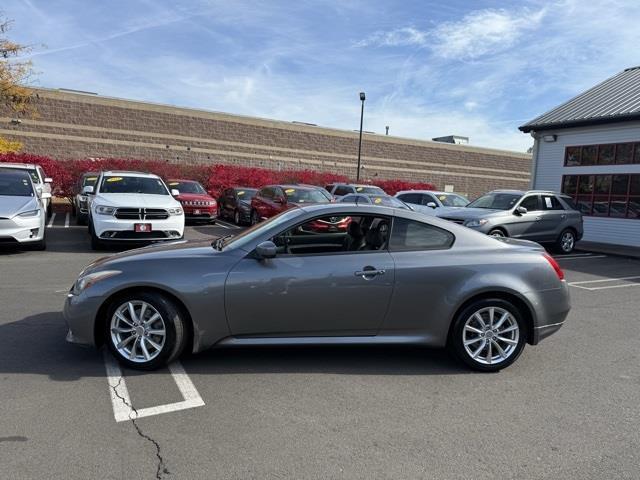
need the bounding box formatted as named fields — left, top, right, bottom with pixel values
left=562, top=174, right=640, bottom=219
left=564, top=142, right=640, bottom=166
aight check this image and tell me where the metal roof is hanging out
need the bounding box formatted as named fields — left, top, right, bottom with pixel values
left=519, top=66, right=640, bottom=133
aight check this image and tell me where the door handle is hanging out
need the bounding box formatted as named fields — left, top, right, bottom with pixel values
left=354, top=268, right=386, bottom=278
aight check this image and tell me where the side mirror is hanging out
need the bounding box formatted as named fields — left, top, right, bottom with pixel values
left=41, top=192, right=52, bottom=199
left=255, top=241, right=277, bottom=259
left=515, top=206, right=528, bottom=215
left=44, top=177, right=53, bottom=183
left=82, top=186, right=94, bottom=195
left=275, top=196, right=286, bottom=204
left=171, top=189, right=180, bottom=196
left=426, top=202, right=437, bottom=208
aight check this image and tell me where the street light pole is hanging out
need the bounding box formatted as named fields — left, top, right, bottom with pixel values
left=356, top=92, right=365, bottom=181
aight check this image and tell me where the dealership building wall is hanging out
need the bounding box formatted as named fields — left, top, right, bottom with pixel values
left=0, top=88, right=531, bottom=198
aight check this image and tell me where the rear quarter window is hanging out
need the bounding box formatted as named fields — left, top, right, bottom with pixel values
left=390, top=217, right=454, bottom=251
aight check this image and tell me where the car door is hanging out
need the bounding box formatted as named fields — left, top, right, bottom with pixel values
left=253, top=187, right=271, bottom=219
left=508, top=195, right=545, bottom=240
left=225, top=213, right=395, bottom=336
left=539, top=194, right=568, bottom=241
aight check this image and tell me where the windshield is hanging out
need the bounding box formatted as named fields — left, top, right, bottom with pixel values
left=467, top=192, right=521, bottom=210
left=99, top=176, right=169, bottom=195
left=82, top=175, right=98, bottom=187
left=438, top=193, right=469, bottom=207
left=355, top=185, right=384, bottom=195
left=168, top=181, right=206, bottom=194
left=223, top=208, right=304, bottom=250
left=236, top=188, right=257, bottom=200
left=284, top=188, right=330, bottom=204
left=0, top=171, right=34, bottom=197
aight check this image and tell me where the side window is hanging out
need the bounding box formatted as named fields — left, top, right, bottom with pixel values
left=542, top=195, right=564, bottom=210
left=271, top=215, right=390, bottom=256
left=422, top=194, right=437, bottom=205
left=519, top=195, right=541, bottom=212
left=397, top=193, right=421, bottom=204
left=390, top=218, right=454, bottom=251
left=261, top=187, right=273, bottom=200
left=334, top=186, right=351, bottom=196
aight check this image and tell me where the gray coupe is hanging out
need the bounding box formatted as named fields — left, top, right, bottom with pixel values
left=64, top=203, right=570, bottom=372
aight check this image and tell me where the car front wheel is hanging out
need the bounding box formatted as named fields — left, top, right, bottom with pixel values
left=488, top=229, right=506, bottom=238
left=449, top=298, right=526, bottom=372
left=250, top=210, right=260, bottom=225
left=106, top=292, right=187, bottom=370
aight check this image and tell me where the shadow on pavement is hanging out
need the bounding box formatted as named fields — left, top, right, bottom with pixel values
left=0, top=312, right=469, bottom=380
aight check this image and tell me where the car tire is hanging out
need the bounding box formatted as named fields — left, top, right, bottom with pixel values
left=488, top=228, right=506, bottom=238
left=234, top=209, right=241, bottom=225
left=90, top=222, right=103, bottom=250
left=555, top=229, right=576, bottom=254
left=250, top=210, right=260, bottom=226
left=76, top=213, right=85, bottom=226
left=105, top=291, right=187, bottom=370
left=46, top=202, right=52, bottom=220
left=31, top=233, right=46, bottom=251
left=449, top=298, right=527, bottom=372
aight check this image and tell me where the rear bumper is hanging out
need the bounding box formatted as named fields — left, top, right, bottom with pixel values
left=527, top=281, right=571, bottom=345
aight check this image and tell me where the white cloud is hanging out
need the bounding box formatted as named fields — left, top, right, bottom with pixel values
left=354, top=27, right=427, bottom=48
left=431, top=7, right=546, bottom=59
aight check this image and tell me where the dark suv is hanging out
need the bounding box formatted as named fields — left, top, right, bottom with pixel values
left=437, top=189, right=583, bottom=253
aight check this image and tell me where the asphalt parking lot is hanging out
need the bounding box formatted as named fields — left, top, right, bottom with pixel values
left=1, top=217, right=639, bottom=480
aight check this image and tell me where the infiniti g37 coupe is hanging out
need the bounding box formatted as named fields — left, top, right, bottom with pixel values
left=64, top=204, right=570, bottom=372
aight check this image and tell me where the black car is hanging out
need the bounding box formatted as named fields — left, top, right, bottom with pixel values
left=71, top=171, right=99, bottom=225
left=217, top=187, right=258, bottom=225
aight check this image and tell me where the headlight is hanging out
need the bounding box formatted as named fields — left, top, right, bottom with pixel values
left=72, top=270, right=121, bottom=295
left=95, top=205, right=116, bottom=215
left=465, top=219, right=488, bottom=227
left=168, top=207, right=183, bottom=215
left=16, top=209, right=41, bottom=218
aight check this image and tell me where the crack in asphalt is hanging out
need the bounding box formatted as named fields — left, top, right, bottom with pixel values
left=111, top=376, right=170, bottom=479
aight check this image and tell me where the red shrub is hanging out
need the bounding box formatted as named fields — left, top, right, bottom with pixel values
left=0, top=153, right=437, bottom=200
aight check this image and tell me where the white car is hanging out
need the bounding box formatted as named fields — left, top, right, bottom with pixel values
left=0, top=167, right=48, bottom=250
left=394, top=190, right=469, bottom=216
left=0, top=162, right=53, bottom=217
left=85, top=171, right=184, bottom=250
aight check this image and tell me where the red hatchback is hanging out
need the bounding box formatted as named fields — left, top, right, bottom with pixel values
left=168, top=179, right=217, bottom=223
left=250, top=184, right=333, bottom=225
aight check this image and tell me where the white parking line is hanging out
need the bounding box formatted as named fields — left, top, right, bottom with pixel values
left=46, top=213, right=56, bottom=228
left=103, top=351, right=205, bottom=423
left=569, top=275, right=640, bottom=291
left=215, top=219, right=240, bottom=229
left=555, top=255, right=607, bottom=260
left=64, top=212, right=70, bottom=228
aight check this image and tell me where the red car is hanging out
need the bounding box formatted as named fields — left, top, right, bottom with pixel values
left=167, top=179, right=217, bottom=223
left=251, top=184, right=335, bottom=224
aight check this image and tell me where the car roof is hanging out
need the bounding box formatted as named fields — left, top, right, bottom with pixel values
left=334, top=183, right=383, bottom=188
left=0, top=163, right=38, bottom=170
left=396, top=190, right=461, bottom=196
left=266, top=184, right=317, bottom=190
left=100, top=170, right=160, bottom=178
left=487, top=189, right=527, bottom=195
left=82, top=171, right=99, bottom=176
left=167, top=178, right=200, bottom=183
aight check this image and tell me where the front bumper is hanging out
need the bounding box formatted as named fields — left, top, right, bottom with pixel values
left=93, top=215, right=185, bottom=241
left=0, top=216, right=45, bottom=243
left=64, top=291, right=103, bottom=347
left=184, top=208, right=217, bottom=221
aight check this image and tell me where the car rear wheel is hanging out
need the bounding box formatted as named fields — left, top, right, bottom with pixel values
left=488, top=229, right=506, bottom=238
left=106, top=292, right=187, bottom=370
left=449, top=298, right=526, bottom=372
left=555, top=229, right=575, bottom=254
left=234, top=209, right=241, bottom=225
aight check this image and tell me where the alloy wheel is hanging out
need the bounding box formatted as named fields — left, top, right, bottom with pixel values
left=234, top=210, right=240, bottom=224
left=561, top=231, right=575, bottom=253
left=489, top=230, right=505, bottom=238
left=462, top=306, right=519, bottom=366
left=110, top=300, right=166, bottom=363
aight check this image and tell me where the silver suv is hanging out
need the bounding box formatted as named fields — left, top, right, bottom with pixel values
left=437, top=189, right=583, bottom=253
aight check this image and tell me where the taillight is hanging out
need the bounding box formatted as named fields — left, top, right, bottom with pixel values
left=542, top=253, right=564, bottom=281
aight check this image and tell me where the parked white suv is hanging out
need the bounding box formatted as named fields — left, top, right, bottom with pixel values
left=0, top=163, right=53, bottom=217
left=85, top=171, right=184, bottom=250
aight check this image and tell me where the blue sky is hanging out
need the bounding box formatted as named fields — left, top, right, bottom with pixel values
left=4, top=0, right=640, bottom=151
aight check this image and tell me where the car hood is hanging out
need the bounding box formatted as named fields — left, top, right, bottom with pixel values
left=0, top=195, right=38, bottom=217
left=93, top=193, right=180, bottom=208
left=436, top=207, right=503, bottom=220
left=174, top=193, right=215, bottom=202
